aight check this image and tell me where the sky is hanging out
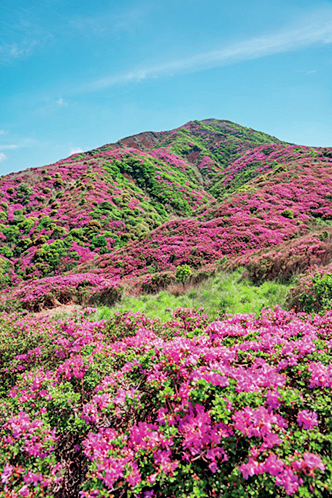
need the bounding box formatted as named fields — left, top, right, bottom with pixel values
left=0, top=0, right=332, bottom=175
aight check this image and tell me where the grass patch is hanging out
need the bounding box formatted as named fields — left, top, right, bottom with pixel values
left=94, top=268, right=291, bottom=321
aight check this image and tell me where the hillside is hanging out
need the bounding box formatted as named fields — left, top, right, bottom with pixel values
left=0, top=119, right=331, bottom=312
left=3, top=120, right=332, bottom=498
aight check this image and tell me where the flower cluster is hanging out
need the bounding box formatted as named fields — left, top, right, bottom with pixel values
left=1, top=304, right=332, bottom=496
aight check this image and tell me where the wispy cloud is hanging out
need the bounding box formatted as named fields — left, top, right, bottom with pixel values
left=83, top=9, right=332, bottom=93
left=0, top=144, right=19, bottom=151
left=0, top=40, right=39, bottom=64
left=70, top=147, right=83, bottom=155
left=0, top=5, right=52, bottom=65
left=0, top=153, right=7, bottom=163
left=0, top=139, right=38, bottom=152
left=69, top=3, right=152, bottom=36
left=56, top=97, right=67, bottom=106
left=0, top=130, right=6, bottom=136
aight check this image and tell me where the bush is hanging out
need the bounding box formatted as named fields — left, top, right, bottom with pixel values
left=0, top=306, right=332, bottom=497
left=88, top=220, right=102, bottom=230
left=70, top=228, right=85, bottom=239
left=39, top=216, right=53, bottom=227
left=281, top=209, right=295, bottom=219
left=17, top=238, right=32, bottom=251
left=51, top=226, right=67, bottom=239
left=90, top=236, right=107, bottom=248
left=312, top=273, right=332, bottom=310
left=0, top=246, right=13, bottom=258
left=176, top=264, right=192, bottom=285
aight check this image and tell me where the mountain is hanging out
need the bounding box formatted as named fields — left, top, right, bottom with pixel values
left=0, top=119, right=331, bottom=311
left=3, top=119, right=332, bottom=498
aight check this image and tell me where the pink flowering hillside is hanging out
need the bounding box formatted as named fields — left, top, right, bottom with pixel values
left=0, top=119, right=332, bottom=311
left=71, top=153, right=332, bottom=292
left=226, top=229, right=332, bottom=283
left=1, top=305, right=332, bottom=497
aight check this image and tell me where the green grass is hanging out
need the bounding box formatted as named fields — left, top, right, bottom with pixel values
left=94, top=268, right=291, bottom=322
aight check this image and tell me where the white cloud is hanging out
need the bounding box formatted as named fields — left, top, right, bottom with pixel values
left=0, top=130, right=6, bottom=136
left=0, top=153, right=7, bottom=163
left=0, top=144, right=19, bottom=151
left=0, top=40, right=38, bottom=64
left=83, top=8, right=332, bottom=93
left=56, top=97, right=67, bottom=106
left=70, top=147, right=83, bottom=155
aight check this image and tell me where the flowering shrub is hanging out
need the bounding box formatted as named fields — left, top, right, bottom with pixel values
left=228, top=229, right=332, bottom=283
left=1, top=305, right=332, bottom=496
left=0, top=273, right=122, bottom=312
left=288, top=264, right=332, bottom=313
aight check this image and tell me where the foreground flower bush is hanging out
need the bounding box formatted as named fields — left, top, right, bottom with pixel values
left=1, top=305, right=332, bottom=497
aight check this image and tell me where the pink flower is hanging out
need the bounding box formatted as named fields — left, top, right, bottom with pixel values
left=266, top=390, right=280, bottom=411
left=113, top=389, right=126, bottom=406
left=303, top=453, right=325, bottom=472
left=297, top=410, right=318, bottom=430
left=1, top=464, right=14, bottom=484
left=263, top=454, right=284, bottom=477
left=19, top=485, right=30, bottom=497
left=239, top=457, right=259, bottom=479
left=275, top=468, right=302, bottom=495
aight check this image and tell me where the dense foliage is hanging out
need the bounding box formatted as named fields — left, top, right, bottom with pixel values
left=1, top=305, right=332, bottom=497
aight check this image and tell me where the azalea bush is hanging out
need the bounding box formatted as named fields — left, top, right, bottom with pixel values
left=228, top=230, right=332, bottom=283
left=0, top=273, right=123, bottom=312
left=1, top=305, right=332, bottom=497
left=288, top=264, right=332, bottom=313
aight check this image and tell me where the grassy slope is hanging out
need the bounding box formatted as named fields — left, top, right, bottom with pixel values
left=93, top=269, right=291, bottom=322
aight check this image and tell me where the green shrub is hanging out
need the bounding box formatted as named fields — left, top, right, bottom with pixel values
left=281, top=209, right=295, bottom=219
left=318, top=231, right=329, bottom=241
left=51, top=226, right=67, bottom=239
left=0, top=246, right=13, bottom=258
left=39, top=217, right=53, bottom=227
left=3, top=226, right=19, bottom=242
left=176, top=264, right=192, bottom=285
left=312, top=273, right=332, bottom=311
left=99, top=201, right=114, bottom=211
left=70, top=228, right=85, bottom=239
left=90, top=236, right=107, bottom=249
left=18, top=217, right=36, bottom=233
left=17, top=238, right=32, bottom=251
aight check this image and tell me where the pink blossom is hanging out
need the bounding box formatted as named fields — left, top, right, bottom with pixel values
left=297, top=410, right=319, bottom=430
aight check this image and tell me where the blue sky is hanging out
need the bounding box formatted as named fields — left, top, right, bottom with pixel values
left=0, top=0, right=332, bottom=175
